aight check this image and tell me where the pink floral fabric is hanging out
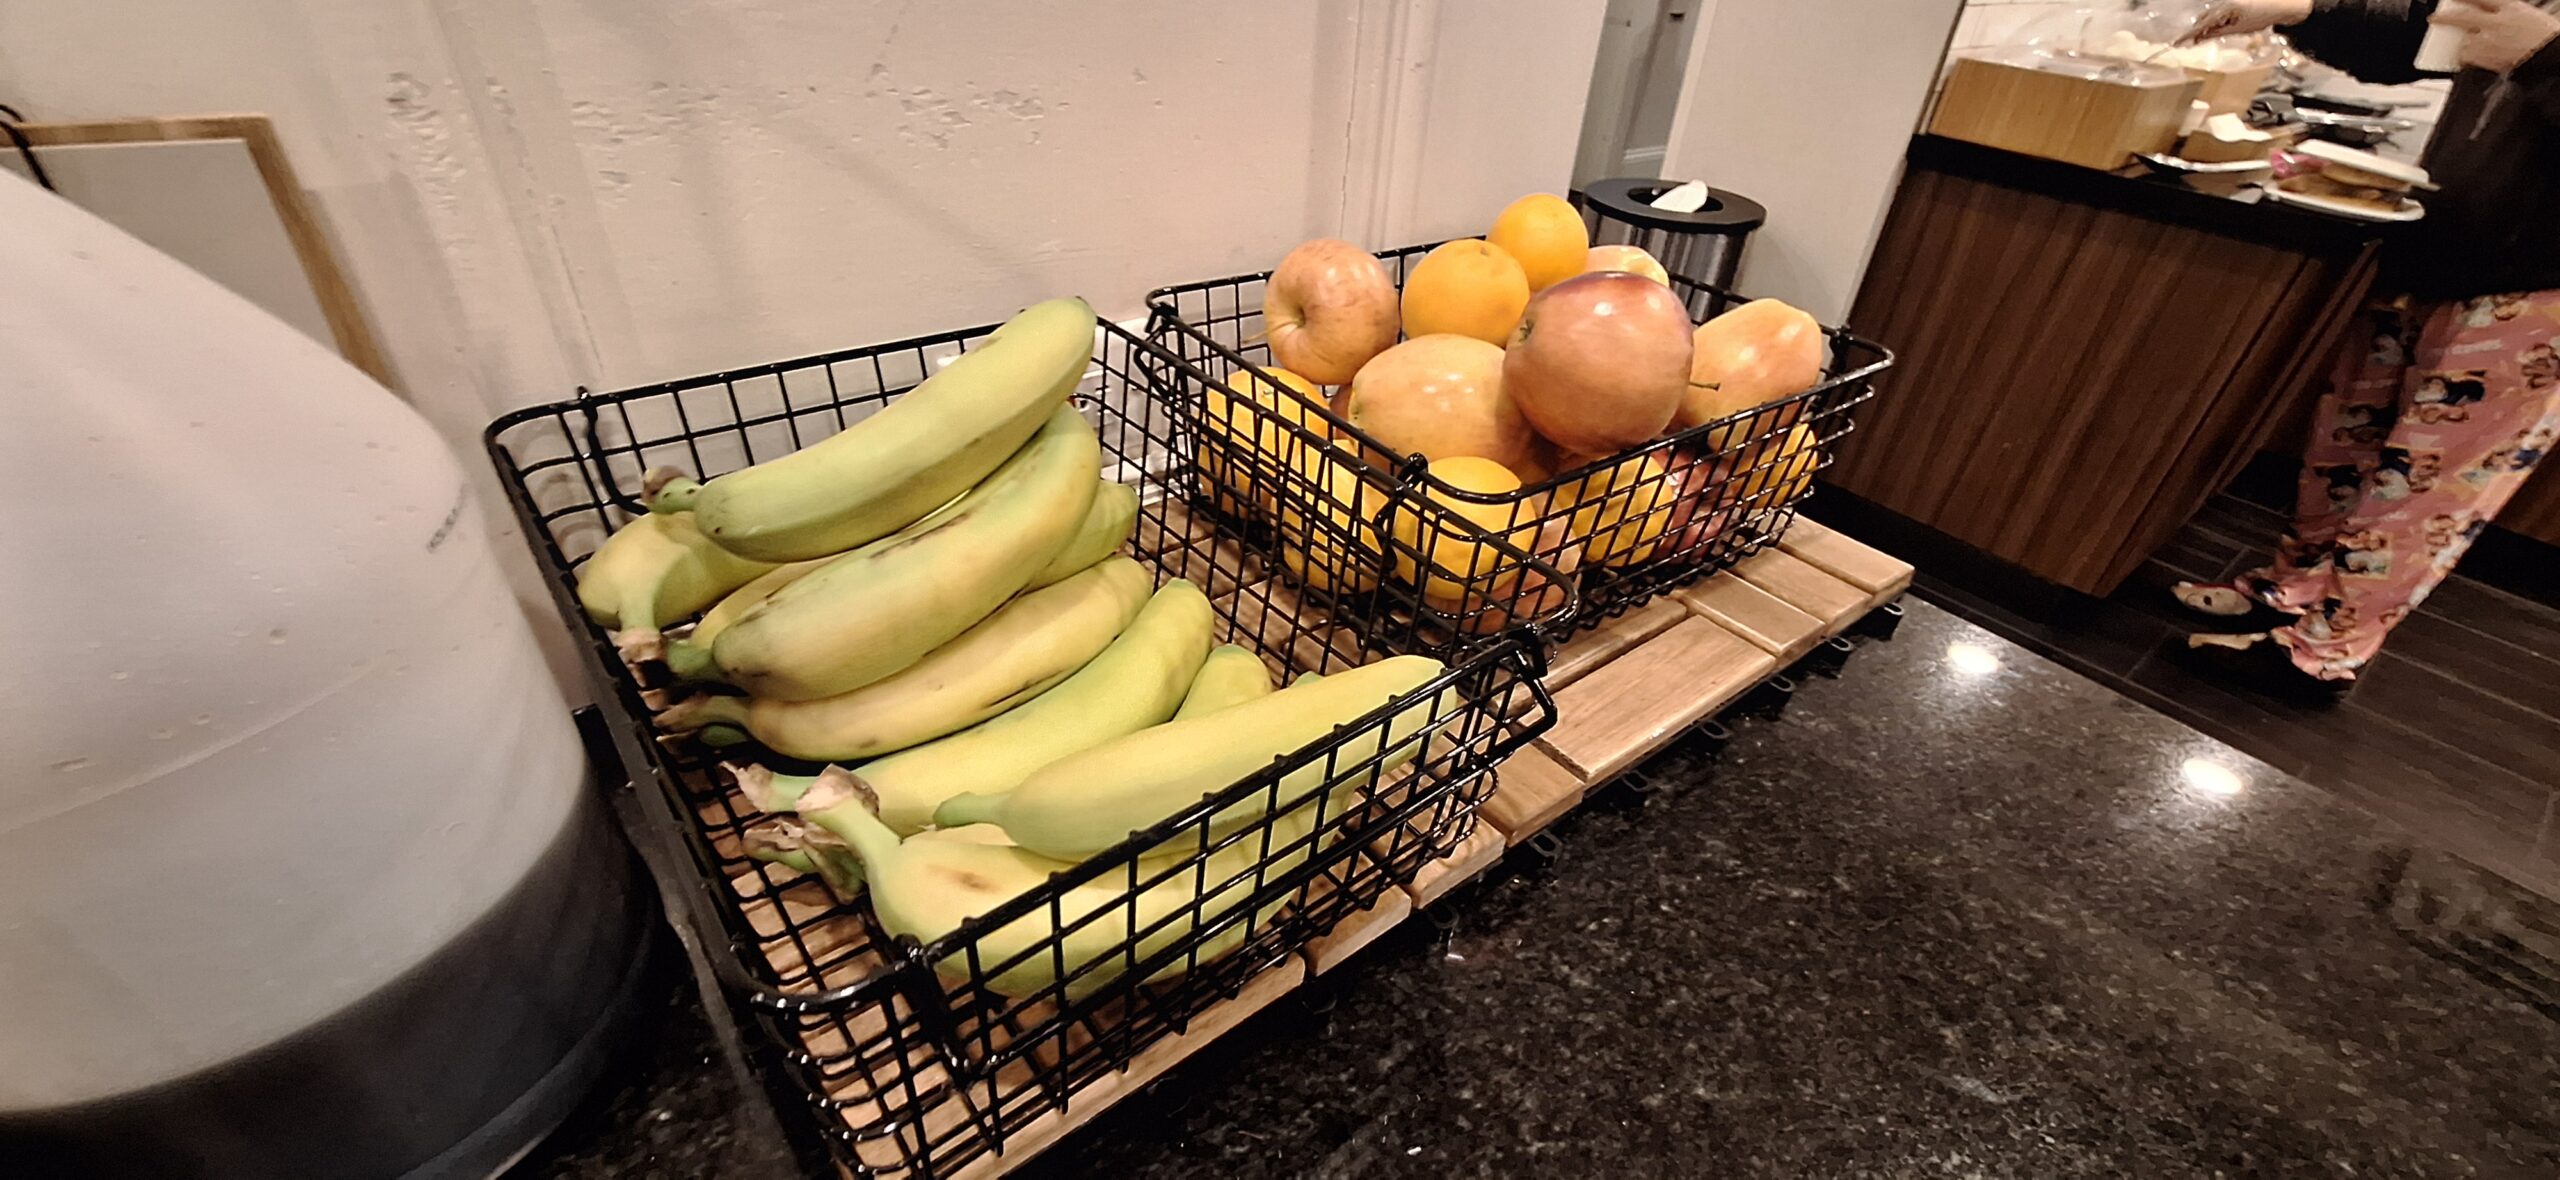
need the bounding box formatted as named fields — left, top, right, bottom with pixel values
left=2243, top=291, right=2560, bottom=681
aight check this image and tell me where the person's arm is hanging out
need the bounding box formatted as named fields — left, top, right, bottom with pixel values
left=2285, top=0, right=2440, bottom=84
left=2513, top=41, right=2560, bottom=123
left=2435, top=0, right=2560, bottom=120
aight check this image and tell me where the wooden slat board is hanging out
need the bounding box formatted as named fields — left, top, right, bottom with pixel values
left=1301, top=890, right=1413, bottom=976
left=946, top=961, right=1305, bottom=1180
left=1403, top=825, right=1507, bottom=907
left=1674, top=575, right=1824, bottom=660
left=1777, top=518, right=1914, bottom=599
left=1732, top=548, right=1871, bottom=633
left=1535, top=617, right=1778, bottom=783
left=1478, top=746, right=1586, bottom=841
left=1543, top=599, right=1688, bottom=690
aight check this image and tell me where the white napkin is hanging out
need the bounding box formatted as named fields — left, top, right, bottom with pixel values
left=1649, top=180, right=1711, bottom=213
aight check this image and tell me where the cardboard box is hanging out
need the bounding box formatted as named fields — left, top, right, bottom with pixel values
left=2185, top=64, right=2274, bottom=118
left=1930, top=52, right=2205, bottom=171
left=2178, top=121, right=2300, bottom=164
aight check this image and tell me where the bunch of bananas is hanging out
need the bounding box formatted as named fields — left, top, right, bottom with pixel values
left=574, top=297, right=1457, bottom=1002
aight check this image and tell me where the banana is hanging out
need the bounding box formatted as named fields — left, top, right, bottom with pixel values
left=709, top=406, right=1103, bottom=701
left=801, top=579, right=1213, bottom=835
left=745, top=815, right=1014, bottom=898
left=658, top=558, right=1153, bottom=761
left=798, top=768, right=1312, bottom=998
left=935, top=656, right=1453, bottom=862
left=647, top=298, right=1097, bottom=561
left=574, top=511, right=777, bottom=663
left=1173, top=645, right=1278, bottom=720
left=664, top=489, right=981, bottom=682
left=1025, top=480, right=1138, bottom=591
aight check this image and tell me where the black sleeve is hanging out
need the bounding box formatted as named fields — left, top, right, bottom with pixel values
left=2511, top=36, right=2560, bottom=124
left=2284, top=0, right=2438, bottom=85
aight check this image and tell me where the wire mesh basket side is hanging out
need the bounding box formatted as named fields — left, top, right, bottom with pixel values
left=483, top=318, right=1554, bottom=1178
left=1142, top=244, right=1892, bottom=653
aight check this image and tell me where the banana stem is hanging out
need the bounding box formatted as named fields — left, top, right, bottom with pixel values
left=930, top=791, right=1003, bottom=830
left=656, top=693, right=750, bottom=734
left=744, top=822, right=818, bottom=874
left=796, top=767, right=904, bottom=867
left=663, top=639, right=725, bottom=684
left=613, top=625, right=668, bottom=665
left=744, top=819, right=867, bottom=896
left=644, top=468, right=703, bottom=514
left=728, top=762, right=822, bottom=813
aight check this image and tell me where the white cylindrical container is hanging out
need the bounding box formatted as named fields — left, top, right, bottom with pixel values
left=0, top=174, right=648, bottom=1176
left=2415, top=21, right=2468, bottom=73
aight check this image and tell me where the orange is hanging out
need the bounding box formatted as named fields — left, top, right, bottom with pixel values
left=1391, top=457, right=1537, bottom=602
left=1200, top=366, right=1327, bottom=518
left=1488, top=193, right=1590, bottom=292
left=1400, top=239, right=1532, bottom=346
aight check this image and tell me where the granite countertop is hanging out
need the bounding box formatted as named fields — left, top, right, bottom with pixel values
left=520, top=600, right=2560, bottom=1178
left=1906, top=134, right=2398, bottom=253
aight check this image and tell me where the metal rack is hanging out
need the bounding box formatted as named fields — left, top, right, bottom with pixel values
left=483, top=317, right=1556, bottom=1178
left=1144, top=244, right=1894, bottom=659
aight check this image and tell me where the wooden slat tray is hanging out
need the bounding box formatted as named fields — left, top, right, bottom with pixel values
left=735, top=518, right=1910, bottom=1179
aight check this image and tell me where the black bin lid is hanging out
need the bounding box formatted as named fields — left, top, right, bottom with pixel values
left=1580, top=178, right=1767, bottom=235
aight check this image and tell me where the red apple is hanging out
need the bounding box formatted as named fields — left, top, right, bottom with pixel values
left=1503, top=272, right=1693, bottom=454
left=1338, top=334, right=1541, bottom=474
left=1264, top=240, right=1399, bottom=386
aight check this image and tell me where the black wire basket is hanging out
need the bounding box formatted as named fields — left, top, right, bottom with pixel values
left=1144, top=243, right=1893, bottom=657
left=483, top=317, right=1555, bottom=1178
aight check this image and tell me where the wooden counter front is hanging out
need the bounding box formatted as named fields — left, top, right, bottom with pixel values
left=1829, top=136, right=2385, bottom=595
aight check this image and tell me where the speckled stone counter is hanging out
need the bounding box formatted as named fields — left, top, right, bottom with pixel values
left=520, top=601, right=2560, bottom=1178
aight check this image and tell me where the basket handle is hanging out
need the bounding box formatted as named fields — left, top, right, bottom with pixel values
left=579, top=700, right=930, bottom=1015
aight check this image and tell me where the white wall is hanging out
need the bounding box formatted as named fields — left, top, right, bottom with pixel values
left=0, top=0, right=1603, bottom=673
left=1661, top=0, right=1962, bottom=323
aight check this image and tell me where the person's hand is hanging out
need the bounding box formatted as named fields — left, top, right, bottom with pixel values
left=2433, top=0, right=2560, bottom=74
left=2184, top=0, right=2316, bottom=42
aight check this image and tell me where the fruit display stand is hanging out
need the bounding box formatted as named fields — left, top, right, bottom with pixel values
left=484, top=318, right=1557, bottom=1179
left=1142, top=243, right=1893, bottom=661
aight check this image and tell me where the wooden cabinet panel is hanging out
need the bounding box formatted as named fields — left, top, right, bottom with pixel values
left=1834, top=155, right=2377, bottom=594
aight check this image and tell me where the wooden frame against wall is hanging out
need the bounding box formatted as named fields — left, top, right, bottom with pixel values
left=12, top=113, right=395, bottom=389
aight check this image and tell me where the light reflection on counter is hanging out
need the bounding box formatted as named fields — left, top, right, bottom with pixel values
left=1944, top=641, right=2002, bottom=676
left=2180, top=756, right=2248, bottom=800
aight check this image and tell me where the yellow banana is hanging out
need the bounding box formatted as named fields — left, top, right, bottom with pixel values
left=1173, top=645, right=1278, bottom=720
left=664, top=489, right=983, bottom=682
left=797, top=768, right=1313, bottom=998
left=935, top=656, right=1452, bottom=862
left=648, top=298, right=1097, bottom=561
left=574, top=511, right=776, bottom=663
left=744, top=814, right=1012, bottom=897
left=710, top=406, right=1103, bottom=701
left=802, top=580, right=1213, bottom=835
left=658, top=558, right=1152, bottom=761
left=1025, top=480, right=1138, bottom=591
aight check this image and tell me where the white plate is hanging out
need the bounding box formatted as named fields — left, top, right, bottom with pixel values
left=2137, top=152, right=2273, bottom=175
left=2291, top=138, right=2436, bottom=188
left=2261, top=185, right=2426, bottom=222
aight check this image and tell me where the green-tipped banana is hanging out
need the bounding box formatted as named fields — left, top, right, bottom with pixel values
left=666, top=559, right=827, bottom=679
left=1026, top=481, right=1139, bottom=591
left=711, top=407, right=1103, bottom=701
left=660, top=558, right=1153, bottom=761
left=647, top=298, right=1097, bottom=561
left=935, top=656, right=1451, bottom=861
left=666, top=491, right=980, bottom=682
left=1173, top=646, right=1278, bottom=720
left=798, top=768, right=1308, bottom=998
left=574, top=511, right=777, bottom=663
left=743, top=819, right=866, bottom=896
left=803, top=580, right=1214, bottom=835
